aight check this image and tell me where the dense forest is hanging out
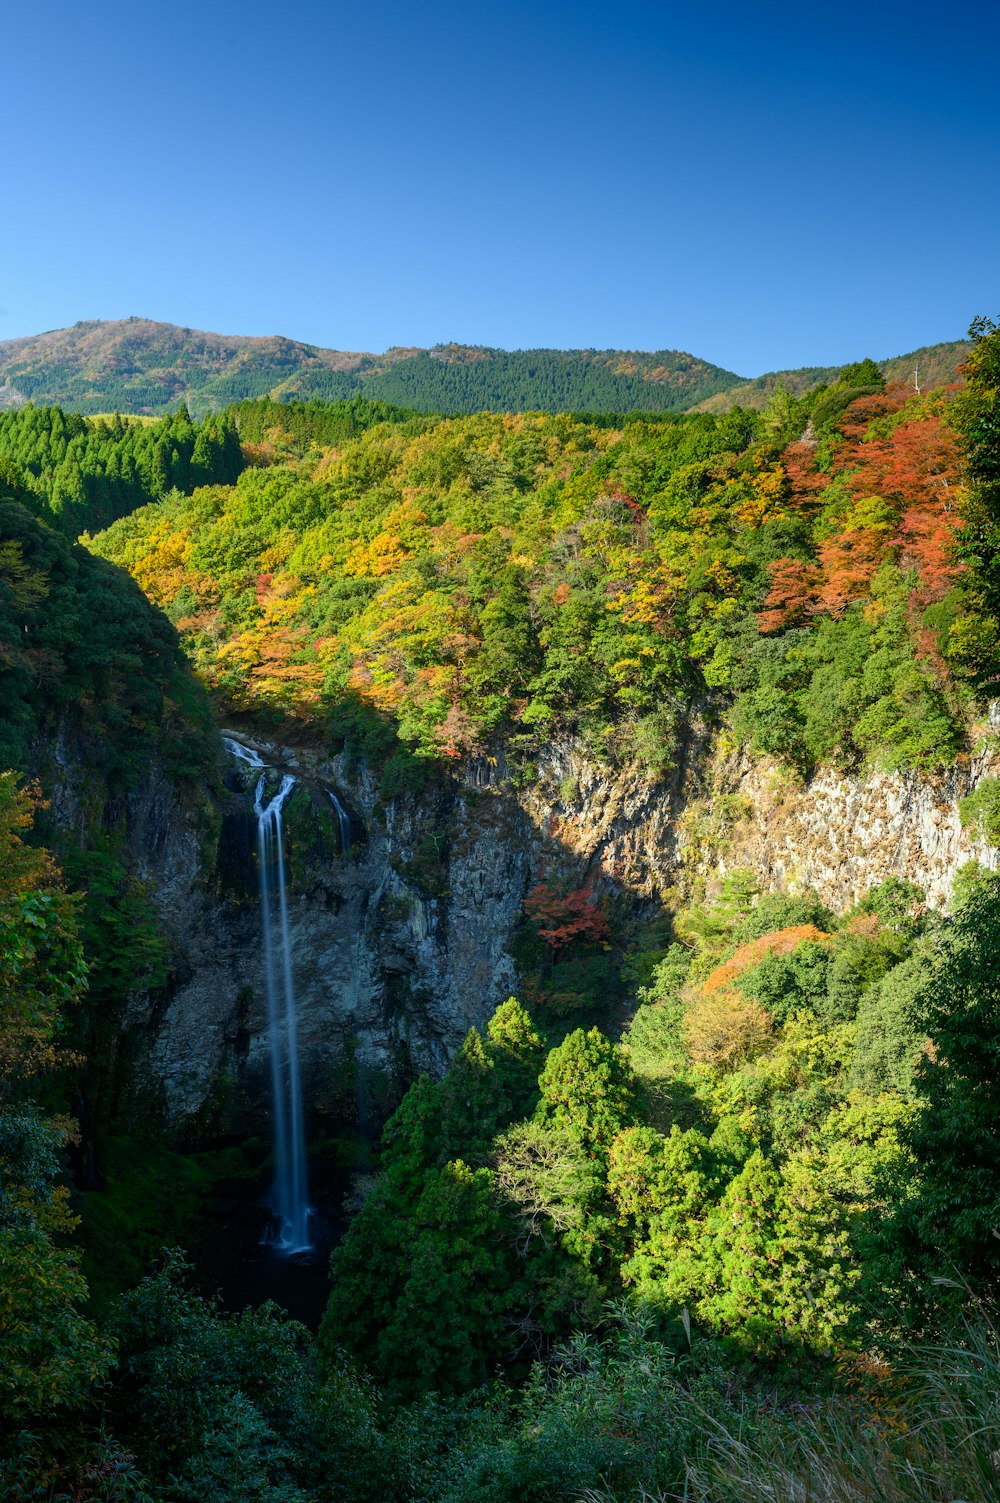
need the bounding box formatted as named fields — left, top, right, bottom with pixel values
left=693, top=340, right=972, bottom=414
left=3, top=318, right=1000, bottom=1501
left=303, top=346, right=742, bottom=415
left=0, top=404, right=244, bottom=535
left=92, top=352, right=980, bottom=786
left=0, top=320, right=743, bottom=417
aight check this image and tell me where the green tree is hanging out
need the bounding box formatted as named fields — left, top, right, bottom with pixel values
left=696, top=1148, right=857, bottom=1356
left=493, top=1118, right=607, bottom=1336
left=954, top=315, right=1000, bottom=684
left=536, top=1027, right=638, bottom=1158
left=320, top=1010, right=544, bottom=1399
left=851, top=952, right=930, bottom=1096
left=839, top=357, right=885, bottom=389
left=376, top=1159, right=514, bottom=1399
left=0, top=777, right=111, bottom=1486
left=109, top=1252, right=394, bottom=1503
left=470, top=565, right=540, bottom=704
left=891, top=873, right=1000, bottom=1288
left=958, top=774, right=1000, bottom=844
left=607, top=1124, right=713, bottom=1307
left=486, top=996, right=546, bottom=1117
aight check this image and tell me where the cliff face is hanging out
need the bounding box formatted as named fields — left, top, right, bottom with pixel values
left=689, top=751, right=1000, bottom=910
left=493, top=724, right=1000, bottom=911
left=42, top=717, right=1000, bottom=1134
left=121, top=733, right=535, bottom=1130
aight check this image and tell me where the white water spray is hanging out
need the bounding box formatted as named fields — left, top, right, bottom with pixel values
left=223, top=737, right=312, bottom=1252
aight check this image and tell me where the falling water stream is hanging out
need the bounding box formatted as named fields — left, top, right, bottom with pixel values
left=326, top=789, right=352, bottom=857
left=222, top=736, right=313, bottom=1252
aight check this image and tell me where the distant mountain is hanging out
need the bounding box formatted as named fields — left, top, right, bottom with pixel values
left=0, top=319, right=415, bottom=416
left=691, top=341, right=970, bottom=413
left=0, top=319, right=743, bottom=416
left=0, top=318, right=969, bottom=418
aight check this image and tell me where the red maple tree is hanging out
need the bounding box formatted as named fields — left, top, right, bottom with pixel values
left=523, top=882, right=610, bottom=952
left=757, top=558, right=822, bottom=633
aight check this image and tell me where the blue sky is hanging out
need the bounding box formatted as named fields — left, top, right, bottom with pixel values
left=2, top=0, right=997, bottom=374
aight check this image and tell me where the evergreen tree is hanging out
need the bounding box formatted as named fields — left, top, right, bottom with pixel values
left=536, top=1028, right=638, bottom=1158
left=696, top=1149, right=856, bottom=1356
left=891, top=873, right=1000, bottom=1289
left=955, top=315, right=1000, bottom=685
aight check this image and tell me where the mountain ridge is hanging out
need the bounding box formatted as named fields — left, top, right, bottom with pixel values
left=691, top=340, right=971, bottom=413
left=0, top=315, right=968, bottom=417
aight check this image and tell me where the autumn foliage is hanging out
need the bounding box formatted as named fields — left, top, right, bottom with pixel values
left=757, top=559, right=822, bottom=632
left=758, top=398, right=964, bottom=632
left=682, top=925, right=832, bottom=1070
left=700, top=925, right=832, bottom=999
left=683, top=989, right=773, bottom=1069
left=523, top=882, right=611, bottom=953
left=85, top=359, right=980, bottom=781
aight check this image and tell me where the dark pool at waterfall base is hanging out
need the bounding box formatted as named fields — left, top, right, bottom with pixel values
left=216, top=1244, right=332, bottom=1329
left=213, top=1206, right=341, bottom=1330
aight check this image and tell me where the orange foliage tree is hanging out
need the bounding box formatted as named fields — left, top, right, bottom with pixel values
left=757, top=559, right=822, bottom=633
left=682, top=924, right=833, bottom=1070
left=700, top=924, right=832, bottom=999
left=815, top=508, right=898, bottom=616
left=843, top=410, right=963, bottom=608
left=523, top=882, right=610, bottom=954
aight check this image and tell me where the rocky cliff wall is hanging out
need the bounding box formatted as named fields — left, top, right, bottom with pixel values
left=490, top=721, right=1000, bottom=910
left=41, top=714, right=1000, bottom=1133
left=690, top=748, right=1000, bottom=910
left=123, top=732, right=536, bottom=1129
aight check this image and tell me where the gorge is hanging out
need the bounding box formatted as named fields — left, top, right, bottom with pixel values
left=6, top=326, right=1000, bottom=1502
left=113, top=716, right=1000, bottom=1147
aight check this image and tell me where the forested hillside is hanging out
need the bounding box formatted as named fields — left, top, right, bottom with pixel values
left=91, top=357, right=981, bottom=784
left=692, top=340, right=971, bottom=413
left=0, top=473, right=214, bottom=777
left=321, top=865, right=1000, bottom=1399
left=329, top=345, right=741, bottom=414
left=4, top=318, right=1000, bottom=1502
left=0, top=319, right=741, bottom=416
left=0, top=318, right=415, bottom=415
left=0, top=315, right=967, bottom=418
left=0, top=403, right=244, bottom=534
left=0, top=489, right=222, bottom=1488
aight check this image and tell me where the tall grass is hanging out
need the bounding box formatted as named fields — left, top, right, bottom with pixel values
left=582, top=1311, right=1000, bottom=1503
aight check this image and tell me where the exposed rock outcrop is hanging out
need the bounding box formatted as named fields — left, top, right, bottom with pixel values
left=127, top=732, right=535, bottom=1128
left=39, top=715, right=1000, bottom=1132
left=695, top=751, right=1000, bottom=909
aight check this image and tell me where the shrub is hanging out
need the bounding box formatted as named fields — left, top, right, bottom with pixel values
left=959, top=774, right=1000, bottom=844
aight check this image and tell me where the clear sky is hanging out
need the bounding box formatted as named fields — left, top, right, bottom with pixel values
left=3, top=0, right=997, bottom=375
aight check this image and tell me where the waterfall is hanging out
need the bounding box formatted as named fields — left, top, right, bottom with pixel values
left=222, top=736, right=312, bottom=1252
left=326, top=788, right=352, bottom=856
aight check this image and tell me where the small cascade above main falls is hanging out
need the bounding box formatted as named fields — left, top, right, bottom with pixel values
left=325, top=788, right=352, bottom=856
left=222, top=736, right=312, bottom=1253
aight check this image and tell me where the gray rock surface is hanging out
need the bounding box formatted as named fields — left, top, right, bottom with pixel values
left=40, top=718, right=1000, bottom=1129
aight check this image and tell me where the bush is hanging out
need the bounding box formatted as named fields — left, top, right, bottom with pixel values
left=959, top=774, right=1000, bottom=844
